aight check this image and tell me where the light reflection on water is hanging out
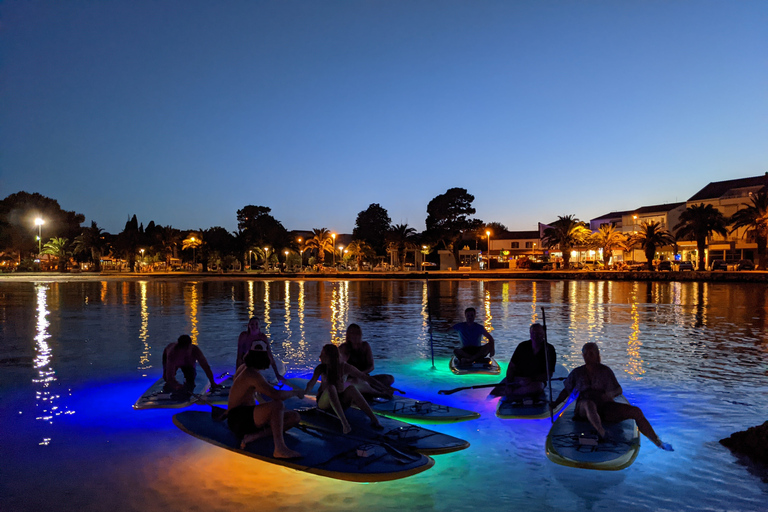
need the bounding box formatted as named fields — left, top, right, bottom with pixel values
left=1, top=278, right=767, bottom=512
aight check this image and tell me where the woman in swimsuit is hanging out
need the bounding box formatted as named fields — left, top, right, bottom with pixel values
left=305, top=344, right=383, bottom=434
left=338, top=324, right=398, bottom=398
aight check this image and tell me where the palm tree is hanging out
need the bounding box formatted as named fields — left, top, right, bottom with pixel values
left=41, top=237, right=71, bottom=272
left=182, top=232, right=203, bottom=269
left=628, top=221, right=674, bottom=270
left=588, top=224, right=628, bottom=267
left=304, top=228, right=334, bottom=265
left=674, top=203, right=728, bottom=270
left=542, top=215, right=591, bottom=269
left=159, top=226, right=182, bottom=267
left=729, top=191, right=768, bottom=269
left=346, top=240, right=375, bottom=270
left=73, top=221, right=106, bottom=272
left=387, top=223, right=417, bottom=270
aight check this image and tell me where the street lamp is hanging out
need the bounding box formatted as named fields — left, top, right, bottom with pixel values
left=264, top=247, right=269, bottom=269
left=284, top=250, right=289, bottom=269
left=140, top=248, right=145, bottom=269
left=486, top=230, right=491, bottom=270
left=190, top=237, right=196, bottom=268
left=35, top=217, right=44, bottom=255
left=331, top=233, right=336, bottom=265
left=249, top=250, right=253, bottom=270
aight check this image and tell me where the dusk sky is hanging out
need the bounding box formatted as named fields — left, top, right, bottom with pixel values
left=1, top=1, right=766, bottom=235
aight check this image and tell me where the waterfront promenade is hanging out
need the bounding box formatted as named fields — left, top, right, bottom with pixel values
left=2, top=268, right=767, bottom=283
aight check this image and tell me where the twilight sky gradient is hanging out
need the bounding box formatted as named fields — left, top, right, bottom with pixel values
left=1, top=1, right=766, bottom=234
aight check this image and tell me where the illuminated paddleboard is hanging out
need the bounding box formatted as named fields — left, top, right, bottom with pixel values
left=449, top=356, right=501, bottom=375
left=173, top=411, right=434, bottom=482
left=545, top=395, right=640, bottom=471
left=133, top=377, right=210, bottom=410
left=495, top=365, right=569, bottom=419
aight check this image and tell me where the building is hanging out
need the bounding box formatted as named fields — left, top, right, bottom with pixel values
left=683, top=173, right=768, bottom=264
left=489, top=230, right=542, bottom=268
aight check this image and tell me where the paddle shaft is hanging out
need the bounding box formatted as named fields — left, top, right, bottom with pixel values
left=542, top=307, right=554, bottom=423
left=437, top=383, right=500, bottom=395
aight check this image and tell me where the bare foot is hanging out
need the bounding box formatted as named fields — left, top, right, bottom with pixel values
left=240, top=429, right=271, bottom=449
left=273, top=447, right=302, bottom=459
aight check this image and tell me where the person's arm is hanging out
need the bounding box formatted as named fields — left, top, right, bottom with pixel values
left=305, top=366, right=322, bottom=395
left=265, top=341, right=285, bottom=382
left=194, top=346, right=218, bottom=389
left=360, top=343, right=375, bottom=375
left=250, top=370, right=303, bottom=401
left=235, top=332, right=248, bottom=369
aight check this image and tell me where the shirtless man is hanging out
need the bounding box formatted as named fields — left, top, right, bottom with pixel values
left=452, top=307, right=495, bottom=364
left=236, top=317, right=285, bottom=383
left=551, top=342, right=673, bottom=451
left=162, top=334, right=218, bottom=393
left=339, top=323, right=397, bottom=398
left=227, top=349, right=304, bottom=458
left=504, top=323, right=556, bottom=398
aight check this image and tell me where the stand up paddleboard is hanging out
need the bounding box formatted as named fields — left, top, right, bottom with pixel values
left=449, top=356, right=501, bottom=375
left=133, top=377, right=210, bottom=410
left=545, top=395, right=641, bottom=471
left=204, top=359, right=289, bottom=405
left=288, top=378, right=480, bottom=424
left=173, top=411, right=434, bottom=482
left=298, top=406, right=470, bottom=456
left=494, top=365, right=569, bottom=419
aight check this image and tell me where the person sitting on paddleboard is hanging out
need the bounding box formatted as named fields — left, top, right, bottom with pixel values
left=452, top=307, right=495, bottom=365
left=502, top=323, right=556, bottom=399
left=551, top=342, right=673, bottom=451
left=162, top=334, right=218, bottom=394
left=236, top=317, right=286, bottom=384
left=227, top=348, right=304, bottom=458
left=339, top=323, right=398, bottom=398
left=306, top=344, right=384, bottom=434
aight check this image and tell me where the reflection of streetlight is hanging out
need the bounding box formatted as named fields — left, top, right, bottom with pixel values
left=35, top=217, right=44, bottom=255
left=331, top=233, right=336, bottom=265
left=486, top=230, right=491, bottom=270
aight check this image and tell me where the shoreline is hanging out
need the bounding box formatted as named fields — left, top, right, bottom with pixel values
left=2, top=269, right=767, bottom=283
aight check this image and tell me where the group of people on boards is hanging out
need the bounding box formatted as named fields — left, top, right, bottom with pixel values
left=161, top=307, right=672, bottom=460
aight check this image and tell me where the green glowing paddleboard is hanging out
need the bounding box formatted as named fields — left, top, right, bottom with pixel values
left=133, top=376, right=210, bottom=410
left=173, top=411, right=434, bottom=482
left=449, top=356, right=501, bottom=375
left=298, top=406, right=470, bottom=456
left=545, top=395, right=641, bottom=471
left=287, top=378, right=480, bottom=424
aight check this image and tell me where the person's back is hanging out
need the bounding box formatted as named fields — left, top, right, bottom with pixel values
left=163, top=334, right=217, bottom=393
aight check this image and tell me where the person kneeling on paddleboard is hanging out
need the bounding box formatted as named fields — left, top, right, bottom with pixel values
left=452, top=307, right=495, bottom=365
left=306, top=344, right=384, bottom=434
left=499, top=323, right=556, bottom=399
left=551, top=342, right=673, bottom=451
left=163, top=334, right=218, bottom=395
left=227, top=348, right=304, bottom=458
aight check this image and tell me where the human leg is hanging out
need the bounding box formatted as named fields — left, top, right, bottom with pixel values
left=181, top=366, right=197, bottom=392
left=318, top=386, right=352, bottom=434
left=341, top=386, right=383, bottom=429
left=600, top=402, right=672, bottom=450
left=251, top=400, right=301, bottom=458
left=575, top=399, right=607, bottom=438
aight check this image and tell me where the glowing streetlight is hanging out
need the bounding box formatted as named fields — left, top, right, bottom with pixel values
left=486, top=230, right=492, bottom=270
left=35, top=217, right=44, bottom=255
left=331, top=233, right=336, bottom=265
left=249, top=250, right=253, bottom=270
left=190, top=237, right=196, bottom=268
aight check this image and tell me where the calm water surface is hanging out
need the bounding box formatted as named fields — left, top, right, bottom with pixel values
left=1, top=278, right=767, bottom=511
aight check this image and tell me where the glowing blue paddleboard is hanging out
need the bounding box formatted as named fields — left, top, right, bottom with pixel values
left=449, top=356, right=501, bottom=375
left=133, top=377, right=210, bottom=410
left=495, top=365, right=569, bottom=419
left=173, top=411, right=434, bottom=482
left=545, top=395, right=641, bottom=471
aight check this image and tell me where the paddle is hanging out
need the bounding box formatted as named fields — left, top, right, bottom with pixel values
left=542, top=307, right=554, bottom=423
left=426, top=272, right=436, bottom=370
left=437, top=382, right=500, bottom=395
left=438, top=376, right=567, bottom=396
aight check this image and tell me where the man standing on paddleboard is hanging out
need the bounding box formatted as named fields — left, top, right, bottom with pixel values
left=551, top=342, right=673, bottom=451
left=452, top=307, right=495, bottom=365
